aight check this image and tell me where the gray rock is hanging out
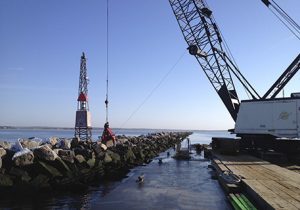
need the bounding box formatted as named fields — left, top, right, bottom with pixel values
left=12, top=148, right=34, bottom=166
left=104, top=153, right=112, bottom=163
left=53, top=148, right=62, bottom=155
left=75, top=154, right=86, bottom=164
left=100, top=143, right=107, bottom=151
left=55, top=157, right=71, bottom=173
left=34, top=145, right=58, bottom=161
left=38, top=161, right=63, bottom=177
left=58, top=150, right=75, bottom=163
left=0, top=174, right=13, bottom=186
left=0, top=141, right=12, bottom=150
left=20, top=139, right=41, bottom=149
left=92, top=143, right=106, bottom=156
left=124, top=148, right=136, bottom=163
left=117, top=138, right=128, bottom=144
left=9, top=167, right=31, bottom=182
left=71, top=137, right=80, bottom=148
left=105, top=140, right=114, bottom=148
left=48, top=136, right=58, bottom=146
left=0, top=148, right=6, bottom=158
left=87, top=158, right=95, bottom=168
left=30, top=174, right=50, bottom=188
left=59, top=139, right=71, bottom=150
left=107, top=150, right=121, bottom=164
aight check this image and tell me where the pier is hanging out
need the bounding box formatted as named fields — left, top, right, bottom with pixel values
left=212, top=152, right=300, bottom=209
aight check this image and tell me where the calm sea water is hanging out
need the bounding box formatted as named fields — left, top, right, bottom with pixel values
left=0, top=129, right=234, bottom=210
left=0, top=128, right=233, bottom=144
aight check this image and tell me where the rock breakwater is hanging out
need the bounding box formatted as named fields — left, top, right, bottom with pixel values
left=0, top=132, right=191, bottom=193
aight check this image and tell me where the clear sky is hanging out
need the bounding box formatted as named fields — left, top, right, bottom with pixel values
left=0, top=0, right=299, bottom=130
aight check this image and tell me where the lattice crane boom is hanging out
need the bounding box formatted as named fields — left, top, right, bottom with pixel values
left=169, top=0, right=260, bottom=121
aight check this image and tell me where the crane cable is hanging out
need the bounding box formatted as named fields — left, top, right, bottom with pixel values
left=262, top=0, right=300, bottom=40
left=119, top=50, right=186, bottom=128
left=105, top=0, right=109, bottom=123
left=204, top=0, right=252, bottom=100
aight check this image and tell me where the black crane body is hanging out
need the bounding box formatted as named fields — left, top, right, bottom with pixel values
left=169, top=0, right=300, bottom=153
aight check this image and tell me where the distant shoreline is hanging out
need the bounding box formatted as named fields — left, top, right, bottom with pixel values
left=0, top=126, right=225, bottom=132
left=0, top=126, right=74, bottom=130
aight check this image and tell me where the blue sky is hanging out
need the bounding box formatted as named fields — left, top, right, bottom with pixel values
left=0, top=0, right=299, bottom=130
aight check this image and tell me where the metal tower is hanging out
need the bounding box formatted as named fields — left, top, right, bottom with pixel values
left=74, top=52, right=92, bottom=141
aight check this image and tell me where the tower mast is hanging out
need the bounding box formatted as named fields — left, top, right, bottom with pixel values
left=74, top=52, right=92, bottom=141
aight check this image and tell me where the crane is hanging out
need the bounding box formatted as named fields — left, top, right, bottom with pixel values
left=169, top=0, right=260, bottom=121
left=169, top=0, right=300, bottom=152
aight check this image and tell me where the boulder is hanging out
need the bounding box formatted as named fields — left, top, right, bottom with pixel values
left=38, top=161, right=63, bottom=177
left=105, top=140, right=114, bottom=148
left=92, top=143, right=106, bottom=159
left=71, top=137, right=80, bottom=149
left=0, top=148, right=6, bottom=158
left=12, top=148, right=34, bottom=166
left=75, top=155, right=86, bottom=164
left=124, top=147, right=136, bottom=164
left=0, top=141, right=12, bottom=150
left=100, top=143, right=107, bottom=151
left=0, top=174, right=13, bottom=187
left=20, top=139, right=41, bottom=149
left=74, top=148, right=93, bottom=160
left=54, top=158, right=71, bottom=173
left=34, top=145, right=58, bottom=161
left=9, top=167, right=31, bottom=182
left=58, top=150, right=75, bottom=163
left=104, top=153, right=112, bottom=163
left=48, top=137, right=58, bottom=146
left=117, top=138, right=128, bottom=144
left=59, top=139, right=71, bottom=150
left=30, top=174, right=50, bottom=188
left=53, top=148, right=62, bottom=155
left=87, top=158, right=96, bottom=168
left=106, top=150, right=121, bottom=164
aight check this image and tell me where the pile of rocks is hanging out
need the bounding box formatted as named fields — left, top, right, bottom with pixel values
left=0, top=132, right=191, bottom=192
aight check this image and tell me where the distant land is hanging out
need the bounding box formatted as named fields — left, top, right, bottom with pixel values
left=0, top=126, right=74, bottom=130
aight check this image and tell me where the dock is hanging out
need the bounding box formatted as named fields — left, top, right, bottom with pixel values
left=212, top=153, right=300, bottom=209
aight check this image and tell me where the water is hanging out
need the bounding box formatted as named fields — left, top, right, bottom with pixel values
left=0, top=128, right=191, bottom=142
left=0, top=129, right=234, bottom=210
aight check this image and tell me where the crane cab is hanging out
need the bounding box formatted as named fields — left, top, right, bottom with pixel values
left=235, top=97, right=300, bottom=139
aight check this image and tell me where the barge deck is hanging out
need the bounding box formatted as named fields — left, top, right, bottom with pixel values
left=212, top=153, right=300, bottom=209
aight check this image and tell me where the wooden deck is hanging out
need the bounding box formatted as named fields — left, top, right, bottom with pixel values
left=212, top=153, right=300, bottom=210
